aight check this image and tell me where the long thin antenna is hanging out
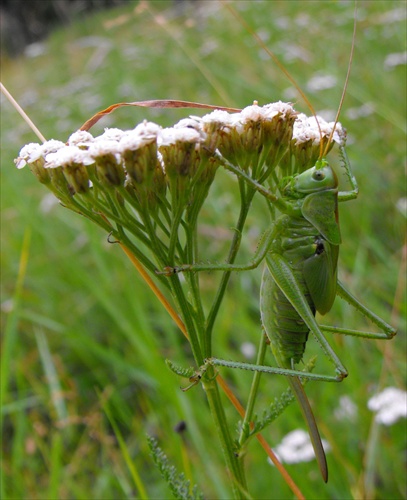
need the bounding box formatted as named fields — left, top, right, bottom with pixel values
left=225, top=1, right=357, bottom=160
left=322, top=3, right=357, bottom=157
left=223, top=2, right=324, bottom=157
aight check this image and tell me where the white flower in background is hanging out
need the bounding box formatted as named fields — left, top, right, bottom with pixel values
left=384, top=51, right=407, bottom=69
left=396, top=197, right=407, bottom=218
left=306, top=73, right=337, bottom=92
left=368, top=387, right=407, bottom=426
left=270, top=429, right=330, bottom=465
left=334, top=395, right=358, bottom=422
left=240, top=342, right=256, bottom=360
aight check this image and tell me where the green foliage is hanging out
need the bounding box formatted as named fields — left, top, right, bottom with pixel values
left=166, top=360, right=197, bottom=380
left=147, top=436, right=204, bottom=500
left=1, top=1, right=405, bottom=499
left=252, top=358, right=317, bottom=438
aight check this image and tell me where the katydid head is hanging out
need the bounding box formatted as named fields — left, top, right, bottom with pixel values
left=294, top=160, right=338, bottom=194
left=292, top=159, right=341, bottom=245
left=280, top=160, right=338, bottom=199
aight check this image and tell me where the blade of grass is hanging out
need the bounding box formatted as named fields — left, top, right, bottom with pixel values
left=100, top=390, right=148, bottom=500
left=0, top=229, right=31, bottom=408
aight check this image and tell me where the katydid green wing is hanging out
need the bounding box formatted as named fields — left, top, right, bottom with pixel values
left=301, top=190, right=340, bottom=315
left=301, top=190, right=341, bottom=245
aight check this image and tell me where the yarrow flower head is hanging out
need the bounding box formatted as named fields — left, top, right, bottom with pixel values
left=159, top=125, right=205, bottom=177
left=67, top=130, right=94, bottom=148
left=119, top=121, right=161, bottom=186
left=15, top=101, right=347, bottom=245
left=15, top=140, right=66, bottom=185
left=199, top=101, right=297, bottom=172
left=287, top=113, right=346, bottom=172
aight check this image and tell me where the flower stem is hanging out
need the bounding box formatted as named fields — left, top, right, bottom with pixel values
left=202, top=369, right=248, bottom=498
left=204, top=181, right=256, bottom=357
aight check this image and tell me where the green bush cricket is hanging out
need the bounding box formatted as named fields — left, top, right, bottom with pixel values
left=157, top=3, right=397, bottom=483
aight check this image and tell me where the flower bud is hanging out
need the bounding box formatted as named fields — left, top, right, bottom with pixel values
left=239, top=101, right=297, bottom=171
left=67, top=130, right=94, bottom=149
left=159, top=126, right=203, bottom=178
left=289, top=114, right=345, bottom=172
left=15, top=140, right=66, bottom=185
left=201, top=110, right=244, bottom=167
left=119, top=121, right=161, bottom=186
left=88, top=141, right=125, bottom=187
left=45, top=145, right=93, bottom=194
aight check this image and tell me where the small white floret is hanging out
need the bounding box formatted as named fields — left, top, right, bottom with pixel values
left=15, top=143, right=43, bottom=168
left=293, top=113, right=344, bottom=145
left=68, top=130, right=94, bottom=146
left=45, top=146, right=93, bottom=168
left=96, top=128, right=127, bottom=142
left=132, top=120, right=162, bottom=138
left=240, top=101, right=295, bottom=122
left=41, top=140, right=67, bottom=156
left=202, top=109, right=242, bottom=129
left=159, top=126, right=204, bottom=146
left=88, top=140, right=121, bottom=157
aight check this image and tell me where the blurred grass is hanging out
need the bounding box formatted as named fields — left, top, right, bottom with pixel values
left=1, top=1, right=406, bottom=499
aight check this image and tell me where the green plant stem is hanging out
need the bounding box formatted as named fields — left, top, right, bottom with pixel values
left=115, top=230, right=170, bottom=288
left=238, top=332, right=268, bottom=449
left=204, top=181, right=256, bottom=357
left=202, top=370, right=248, bottom=498
left=186, top=222, right=206, bottom=336
left=167, top=274, right=204, bottom=366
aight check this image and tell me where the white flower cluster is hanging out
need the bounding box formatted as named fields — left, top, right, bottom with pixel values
left=15, top=118, right=209, bottom=172
left=15, top=102, right=342, bottom=175
left=16, top=121, right=160, bottom=168
left=199, top=101, right=297, bottom=134
left=15, top=140, right=66, bottom=169
left=293, top=113, right=345, bottom=146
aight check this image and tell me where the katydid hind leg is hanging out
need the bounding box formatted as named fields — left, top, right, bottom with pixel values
left=265, top=253, right=348, bottom=380
left=288, top=376, right=328, bottom=483
left=334, top=280, right=397, bottom=339
left=261, top=255, right=329, bottom=481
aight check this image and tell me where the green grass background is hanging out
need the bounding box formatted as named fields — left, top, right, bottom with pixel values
left=1, top=1, right=406, bottom=498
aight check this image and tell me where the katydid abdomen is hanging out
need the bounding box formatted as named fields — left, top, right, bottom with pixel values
left=261, top=214, right=338, bottom=365
left=260, top=187, right=340, bottom=483
left=261, top=264, right=313, bottom=364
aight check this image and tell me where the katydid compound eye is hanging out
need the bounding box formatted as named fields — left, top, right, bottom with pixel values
left=312, top=170, right=325, bottom=181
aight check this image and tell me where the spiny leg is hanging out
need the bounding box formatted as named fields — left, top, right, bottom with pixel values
left=264, top=253, right=348, bottom=381
left=319, top=280, right=396, bottom=339
left=157, top=219, right=283, bottom=275
left=338, top=144, right=359, bottom=201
